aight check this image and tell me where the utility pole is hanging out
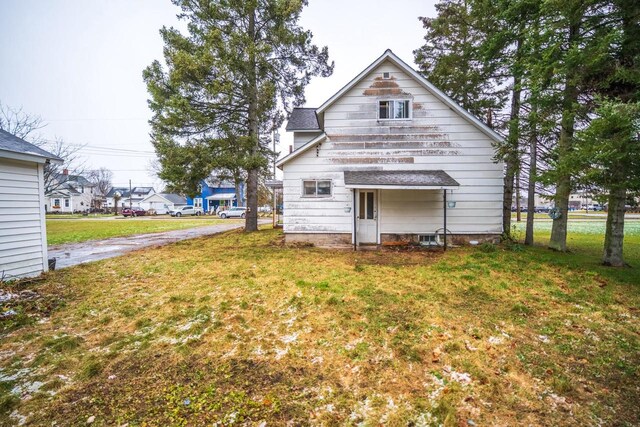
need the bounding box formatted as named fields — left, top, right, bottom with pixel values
left=129, top=179, right=133, bottom=210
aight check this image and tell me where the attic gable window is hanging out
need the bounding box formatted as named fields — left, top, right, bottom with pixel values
left=379, top=100, right=410, bottom=120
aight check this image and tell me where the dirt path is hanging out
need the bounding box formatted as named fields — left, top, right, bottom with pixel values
left=48, top=221, right=262, bottom=269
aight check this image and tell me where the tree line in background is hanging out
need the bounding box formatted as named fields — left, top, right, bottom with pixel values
left=415, top=0, right=639, bottom=266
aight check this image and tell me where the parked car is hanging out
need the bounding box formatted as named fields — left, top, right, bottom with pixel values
left=586, top=204, right=604, bottom=211
left=169, top=206, right=203, bottom=217
left=122, top=207, right=146, bottom=217
left=218, top=207, right=247, bottom=219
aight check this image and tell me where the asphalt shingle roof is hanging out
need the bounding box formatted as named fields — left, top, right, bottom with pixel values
left=0, top=129, right=62, bottom=161
left=285, top=108, right=320, bottom=131
left=343, top=170, right=459, bottom=187
left=159, top=193, right=187, bottom=204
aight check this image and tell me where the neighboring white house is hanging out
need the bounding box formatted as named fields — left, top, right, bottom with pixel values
left=105, top=187, right=155, bottom=211
left=0, top=129, right=62, bottom=279
left=140, top=193, right=187, bottom=214
left=276, top=50, right=504, bottom=248
left=46, top=171, right=95, bottom=213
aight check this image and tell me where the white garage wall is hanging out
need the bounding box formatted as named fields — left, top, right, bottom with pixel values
left=0, top=158, right=47, bottom=279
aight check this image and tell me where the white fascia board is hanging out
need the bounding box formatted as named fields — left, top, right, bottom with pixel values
left=276, top=133, right=327, bottom=168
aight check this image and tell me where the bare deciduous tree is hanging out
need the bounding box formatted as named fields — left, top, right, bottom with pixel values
left=87, top=167, right=113, bottom=197
left=0, top=102, right=86, bottom=194
left=0, top=102, right=46, bottom=141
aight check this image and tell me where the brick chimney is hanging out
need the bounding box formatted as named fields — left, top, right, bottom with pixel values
left=63, top=168, right=69, bottom=175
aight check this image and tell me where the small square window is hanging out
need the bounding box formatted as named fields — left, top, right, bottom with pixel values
left=382, top=72, right=390, bottom=79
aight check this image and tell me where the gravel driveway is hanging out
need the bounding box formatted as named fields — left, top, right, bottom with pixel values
left=48, top=221, right=257, bottom=269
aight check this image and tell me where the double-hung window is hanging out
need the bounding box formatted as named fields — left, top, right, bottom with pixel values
left=378, top=100, right=410, bottom=120
left=64, top=199, right=70, bottom=208
left=302, top=180, right=332, bottom=197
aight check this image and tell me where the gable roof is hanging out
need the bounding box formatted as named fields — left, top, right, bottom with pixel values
left=0, top=129, right=63, bottom=164
left=277, top=50, right=504, bottom=168
left=286, top=108, right=320, bottom=131
left=316, top=49, right=503, bottom=143
left=276, top=132, right=327, bottom=168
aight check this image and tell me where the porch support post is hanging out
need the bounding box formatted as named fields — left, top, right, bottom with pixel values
left=443, top=190, right=447, bottom=251
left=353, top=188, right=357, bottom=251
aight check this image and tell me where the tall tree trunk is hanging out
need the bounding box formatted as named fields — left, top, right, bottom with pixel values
left=549, top=20, right=580, bottom=252
left=245, top=9, right=259, bottom=232
left=502, top=34, right=523, bottom=238
left=232, top=170, right=243, bottom=207
left=516, top=173, right=521, bottom=222
left=525, top=119, right=537, bottom=245
left=603, top=187, right=626, bottom=266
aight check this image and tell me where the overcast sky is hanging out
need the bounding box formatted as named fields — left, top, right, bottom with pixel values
left=0, top=0, right=436, bottom=188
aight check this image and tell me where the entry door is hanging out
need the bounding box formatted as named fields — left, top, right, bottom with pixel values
left=357, top=190, right=377, bottom=244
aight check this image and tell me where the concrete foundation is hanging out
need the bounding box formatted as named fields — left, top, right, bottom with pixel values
left=285, top=232, right=500, bottom=248
left=381, top=233, right=500, bottom=245
left=285, top=233, right=352, bottom=248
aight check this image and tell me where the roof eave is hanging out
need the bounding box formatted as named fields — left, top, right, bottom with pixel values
left=344, top=184, right=459, bottom=190
left=276, top=133, right=327, bottom=169
left=0, top=148, right=64, bottom=165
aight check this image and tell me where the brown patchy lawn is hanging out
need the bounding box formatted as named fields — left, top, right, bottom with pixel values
left=0, top=228, right=638, bottom=426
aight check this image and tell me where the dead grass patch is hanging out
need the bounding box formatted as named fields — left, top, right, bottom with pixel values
left=0, top=227, right=638, bottom=426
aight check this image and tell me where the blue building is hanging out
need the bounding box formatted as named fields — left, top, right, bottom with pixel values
left=186, top=180, right=244, bottom=214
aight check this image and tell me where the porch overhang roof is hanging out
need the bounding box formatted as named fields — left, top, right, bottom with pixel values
left=206, top=193, right=236, bottom=201
left=343, top=170, right=459, bottom=190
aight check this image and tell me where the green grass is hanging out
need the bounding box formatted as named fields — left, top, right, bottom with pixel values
left=46, top=217, right=242, bottom=245
left=1, top=225, right=638, bottom=426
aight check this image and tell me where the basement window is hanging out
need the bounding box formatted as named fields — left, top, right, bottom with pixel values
left=419, top=234, right=437, bottom=246
left=302, top=180, right=332, bottom=197
left=379, top=100, right=410, bottom=120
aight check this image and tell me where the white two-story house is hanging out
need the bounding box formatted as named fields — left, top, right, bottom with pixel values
left=46, top=171, right=96, bottom=213
left=276, top=50, right=504, bottom=248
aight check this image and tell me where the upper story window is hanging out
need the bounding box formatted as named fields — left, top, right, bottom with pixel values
left=302, top=180, right=332, bottom=197
left=379, top=100, right=410, bottom=120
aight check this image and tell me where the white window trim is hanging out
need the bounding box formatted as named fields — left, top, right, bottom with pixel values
left=378, top=99, right=412, bottom=121
left=301, top=179, right=332, bottom=198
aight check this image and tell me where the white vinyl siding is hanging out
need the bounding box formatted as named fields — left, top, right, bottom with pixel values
left=0, top=158, right=47, bottom=279
left=282, top=60, right=503, bottom=237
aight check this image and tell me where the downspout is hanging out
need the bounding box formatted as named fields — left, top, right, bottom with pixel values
left=353, top=189, right=357, bottom=251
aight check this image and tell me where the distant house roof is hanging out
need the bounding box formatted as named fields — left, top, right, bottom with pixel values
left=343, top=170, right=460, bottom=190
left=106, top=187, right=130, bottom=198
left=46, top=182, right=82, bottom=197
left=132, top=187, right=154, bottom=194
left=56, top=173, right=93, bottom=186
left=159, top=193, right=187, bottom=205
left=0, top=129, right=63, bottom=163
left=285, top=108, right=320, bottom=131
left=106, top=187, right=154, bottom=198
